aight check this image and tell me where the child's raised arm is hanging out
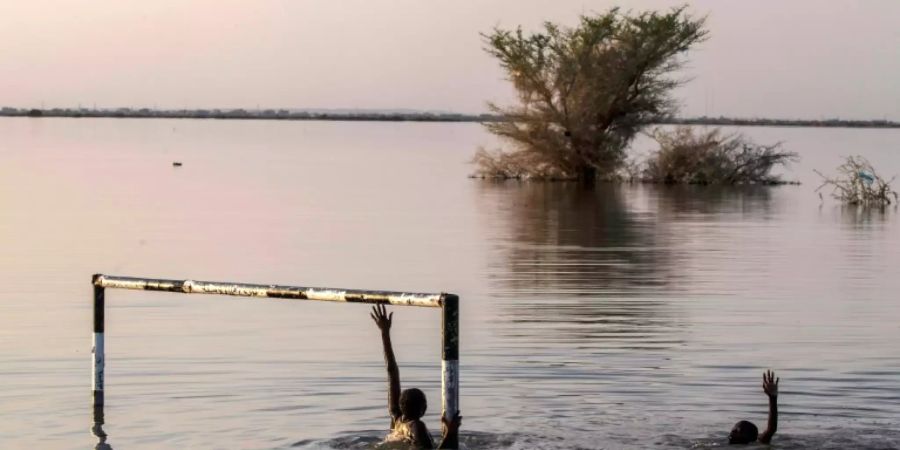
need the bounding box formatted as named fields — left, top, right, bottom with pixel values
left=759, top=370, right=779, bottom=444
left=371, top=304, right=402, bottom=424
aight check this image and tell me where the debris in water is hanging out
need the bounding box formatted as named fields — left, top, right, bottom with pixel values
left=815, top=155, right=898, bottom=206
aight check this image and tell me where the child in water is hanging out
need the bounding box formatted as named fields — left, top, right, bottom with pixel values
left=371, top=304, right=462, bottom=449
left=729, top=370, right=779, bottom=444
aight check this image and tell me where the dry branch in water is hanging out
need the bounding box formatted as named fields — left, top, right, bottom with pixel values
left=815, top=156, right=898, bottom=206
left=639, top=127, right=798, bottom=185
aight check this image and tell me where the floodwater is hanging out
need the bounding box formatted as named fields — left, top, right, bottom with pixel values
left=0, top=118, right=898, bottom=449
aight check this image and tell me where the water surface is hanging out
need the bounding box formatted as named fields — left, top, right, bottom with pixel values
left=0, top=119, right=898, bottom=449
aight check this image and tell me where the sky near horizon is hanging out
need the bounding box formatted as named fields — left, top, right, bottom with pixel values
left=1, top=0, right=898, bottom=119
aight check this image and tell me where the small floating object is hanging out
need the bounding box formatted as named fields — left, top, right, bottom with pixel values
left=172, top=161, right=183, bottom=167
left=858, top=170, right=874, bottom=185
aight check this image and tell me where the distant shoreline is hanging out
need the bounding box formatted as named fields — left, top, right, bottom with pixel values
left=2, top=107, right=899, bottom=129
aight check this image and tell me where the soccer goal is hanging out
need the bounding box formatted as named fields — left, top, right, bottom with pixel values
left=90, top=274, right=460, bottom=419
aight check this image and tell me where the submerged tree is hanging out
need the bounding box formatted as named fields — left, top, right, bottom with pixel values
left=476, top=7, right=707, bottom=181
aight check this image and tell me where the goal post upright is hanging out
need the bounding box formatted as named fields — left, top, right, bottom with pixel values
left=440, top=293, right=460, bottom=422
left=90, top=273, right=460, bottom=422
left=92, top=274, right=105, bottom=407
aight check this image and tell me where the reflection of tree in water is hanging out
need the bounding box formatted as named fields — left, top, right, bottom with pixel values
left=477, top=182, right=681, bottom=348
left=648, top=184, right=775, bottom=218
left=828, top=203, right=897, bottom=228
left=482, top=183, right=674, bottom=295
left=477, top=182, right=776, bottom=349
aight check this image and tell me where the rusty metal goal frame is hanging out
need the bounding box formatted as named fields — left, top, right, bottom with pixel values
left=90, top=274, right=459, bottom=420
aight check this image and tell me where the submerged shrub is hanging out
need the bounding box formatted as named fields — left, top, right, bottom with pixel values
left=815, top=155, right=898, bottom=206
left=641, top=127, right=798, bottom=185
left=471, top=147, right=573, bottom=180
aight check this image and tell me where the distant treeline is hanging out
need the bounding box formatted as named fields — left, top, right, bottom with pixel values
left=2, top=107, right=898, bottom=129
left=0, top=106, right=490, bottom=123
left=658, top=116, right=900, bottom=129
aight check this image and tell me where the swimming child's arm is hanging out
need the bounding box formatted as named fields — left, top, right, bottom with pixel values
left=759, top=370, right=778, bottom=444
left=436, top=412, right=462, bottom=449
left=371, top=304, right=402, bottom=423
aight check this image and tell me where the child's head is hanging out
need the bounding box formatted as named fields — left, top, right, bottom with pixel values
left=399, top=388, right=427, bottom=420
left=728, top=420, right=758, bottom=444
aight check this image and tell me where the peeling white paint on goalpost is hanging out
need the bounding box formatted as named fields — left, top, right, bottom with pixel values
left=92, top=280, right=105, bottom=407
left=442, top=360, right=460, bottom=417
left=92, top=333, right=104, bottom=395
left=94, top=274, right=447, bottom=308
left=91, top=273, right=460, bottom=434
left=441, top=293, right=460, bottom=420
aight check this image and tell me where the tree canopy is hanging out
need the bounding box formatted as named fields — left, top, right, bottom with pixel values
left=477, top=7, right=707, bottom=181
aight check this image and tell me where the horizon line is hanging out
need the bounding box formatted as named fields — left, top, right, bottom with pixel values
left=1, top=105, right=898, bottom=127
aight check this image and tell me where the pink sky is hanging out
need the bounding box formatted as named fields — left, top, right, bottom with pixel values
left=1, top=0, right=898, bottom=119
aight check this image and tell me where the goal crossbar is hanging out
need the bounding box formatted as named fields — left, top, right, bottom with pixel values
left=90, top=274, right=460, bottom=421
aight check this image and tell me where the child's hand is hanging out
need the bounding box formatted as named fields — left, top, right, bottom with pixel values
left=441, top=411, right=462, bottom=436
left=370, top=304, right=393, bottom=332
left=762, top=370, right=779, bottom=398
